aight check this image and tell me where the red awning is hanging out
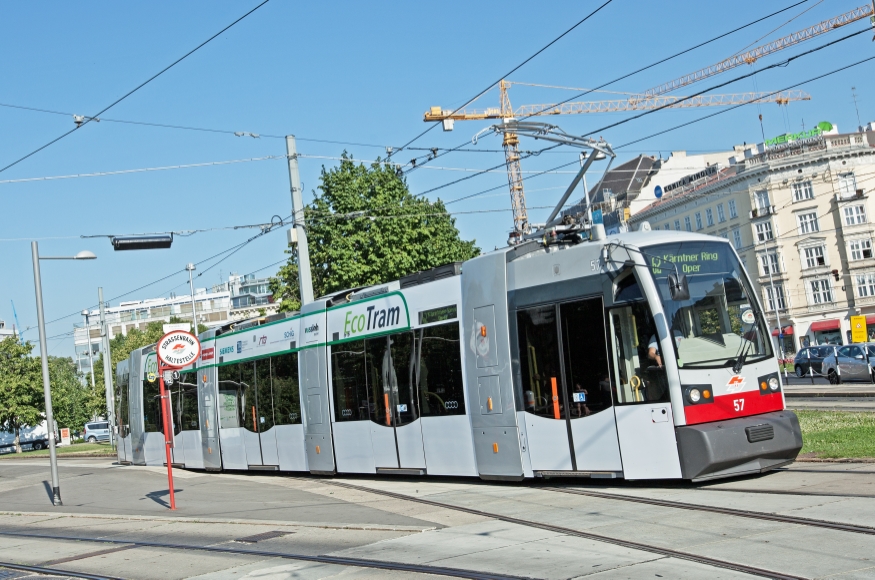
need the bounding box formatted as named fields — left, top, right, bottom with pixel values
left=810, top=319, right=841, bottom=332
left=867, top=315, right=875, bottom=326
left=771, top=326, right=794, bottom=337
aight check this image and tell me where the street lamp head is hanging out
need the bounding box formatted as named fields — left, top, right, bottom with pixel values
left=81, top=309, right=89, bottom=316
left=186, top=263, right=196, bottom=272
left=74, top=251, right=97, bottom=260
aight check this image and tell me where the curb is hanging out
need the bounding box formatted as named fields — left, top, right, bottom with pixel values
left=0, top=453, right=117, bottom=460
left=784, top=391, right=875, bottom=398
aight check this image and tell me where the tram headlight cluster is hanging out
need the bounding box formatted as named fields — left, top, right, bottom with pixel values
left=689, top=388, right=701, bottom=403
left=768, top=377, right=779, bottom=391
left=683, top=385, right=713, bottom=405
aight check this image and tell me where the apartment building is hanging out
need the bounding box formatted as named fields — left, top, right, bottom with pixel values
left=630, top=123, right=875, bottom=353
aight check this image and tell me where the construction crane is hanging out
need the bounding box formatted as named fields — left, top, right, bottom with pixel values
left=10, top=300, right=24, bottom=344
left=641, top=4, right=874, bottom=98
left=424, top=82, right=810, bottom=233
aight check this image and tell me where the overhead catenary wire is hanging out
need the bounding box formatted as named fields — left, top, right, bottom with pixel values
left=0, top=0, right=272, bottom=175
left=390, top=0, right=614, bottom=158
left=403, top=0, right=810, bottom=175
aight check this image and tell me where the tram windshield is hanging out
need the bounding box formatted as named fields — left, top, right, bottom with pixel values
left=644, top=241, right=772, bottom=368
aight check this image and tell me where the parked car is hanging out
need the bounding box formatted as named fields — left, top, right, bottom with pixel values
left=794, top=346, right=830, bottom=377
left=821, top=343, right=875, bottom=384
left=83, top=421, right=111, bottom=443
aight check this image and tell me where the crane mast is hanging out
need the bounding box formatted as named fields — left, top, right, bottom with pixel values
left=499, top=80, right=529, bottom=234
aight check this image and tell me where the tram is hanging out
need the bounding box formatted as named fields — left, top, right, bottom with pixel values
left=116, top=228, right=803, bottom=481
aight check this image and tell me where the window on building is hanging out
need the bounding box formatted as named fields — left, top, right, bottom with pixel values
left=664, top=223, right=670, bottom=231
left=694, top=212, right=703, bottom=230
left=760, top=252, right=780, bottom=275
left=838, top=172, right=857, bottom=199
left=802, top=245, right=826, bottom=268
left=684, top=216, right=692, bottom=231
left=843, top=205, right=867, bottom=226
left=797, top=212, right=819, bottom=234
left=754, top=190, right=770, bottom=211
left=792, top=181, right=814, bottom=201
left=849, top=238, right=873, bottom=261
left=764, top=283, right=786, bottom=311
left=755, top=221, right=773, bottom=243
left=732, top=228, right=742, bottom=249
left=717, top=203, right=726, bottom=222
left=856, top=273, right=875, bottom=297
left=674, top=219, right=681, bottom=231
left=809, top=278, right=834, bottom=304
left=654, top=225, right=660, bottom=230
left=728, top=199, right=738, bottom=218
left=706, top=208, right=714, bottom=226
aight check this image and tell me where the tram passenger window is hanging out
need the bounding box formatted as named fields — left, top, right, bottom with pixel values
left=255, top=359, right=274, bottom=431
left=608, top=301, right=671, bottom=405
left=416, top=322, right=465, bottom=417
left=559, top=299, right=612, bottom=417
left=271, top=353, right=302, bottom=424
left=217, top=364, right=243, bottom=429
left=142, top=375, right=162, bottom=432
left=517, top=305, right=566, bottom=419
left=389, top=332, right=417, bottom=425
left=172, top=371, right=199, bottom=434
left=116, top=371, right=130, bottom=436
left=331, top=340, right=370, bottom=422
left=239, top=363, right=258, bottom=432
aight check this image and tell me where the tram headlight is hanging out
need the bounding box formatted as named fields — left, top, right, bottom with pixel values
left=688, top=388, right=701, bottom=403
left=768, top=377, right=780, bottom=391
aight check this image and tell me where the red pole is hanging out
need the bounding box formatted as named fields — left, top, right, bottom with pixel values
left=157, top=360, right=177, bottom=510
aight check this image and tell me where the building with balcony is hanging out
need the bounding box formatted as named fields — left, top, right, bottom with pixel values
left=630, top=122, right=875, bottom=353
left=211, top=272, right=279, bottom=320
left=0, top=320, right=18, bottom=341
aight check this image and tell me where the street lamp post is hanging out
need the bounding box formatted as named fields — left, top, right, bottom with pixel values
left=186, top=263, right=198, bottom=332
left=82, top=310, right=96, bottom=388
left=31, top=242, right=96, bottom=506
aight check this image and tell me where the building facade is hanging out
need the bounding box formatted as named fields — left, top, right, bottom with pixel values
left=0, top=320, right=17, bottom=341
left=630, top=124, right=875, bottom=354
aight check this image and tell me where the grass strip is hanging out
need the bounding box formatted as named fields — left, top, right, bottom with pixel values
left=797, top=410, right=875, bottom=458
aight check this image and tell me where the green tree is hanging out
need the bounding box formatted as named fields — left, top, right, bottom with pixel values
left=49, top=356, right=102, bottom=435
left=271, top=155, right=479, bottom=310
left=0, top=337, right=44, bottom=453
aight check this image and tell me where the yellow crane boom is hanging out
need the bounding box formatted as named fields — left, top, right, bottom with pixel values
left=424, top=89, right=811, bottom=121
left=641, top=4, right=874, bottom=98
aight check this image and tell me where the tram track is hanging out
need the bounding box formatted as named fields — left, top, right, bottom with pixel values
left=322, top=480, right=808, bottom=580
left=0, top=560, right=123, bottom=579
left=541, top=486, right=875, bottom=536
left=0, top=530, right=526, bottom=580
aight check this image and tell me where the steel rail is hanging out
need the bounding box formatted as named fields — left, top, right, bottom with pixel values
left=543, top=486, right=875, bottom=535
left=0, top=531, right=525, bottom=580
left=323, top=481, right=807, bottom=580
left=0, top=560, right=125, bottom=580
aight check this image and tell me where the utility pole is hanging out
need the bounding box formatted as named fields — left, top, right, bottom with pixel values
left=82, top=310, right=95, bottom=388
left=98, top=288, right=115, bottom=450
left=286, top=135, right=314, bottom=305
left=186, top=264, right=198, bottom=331
left=765, top=254, right=788, bottom=380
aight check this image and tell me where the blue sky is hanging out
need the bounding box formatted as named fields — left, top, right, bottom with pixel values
left=1, top=0, right=872, bottom=358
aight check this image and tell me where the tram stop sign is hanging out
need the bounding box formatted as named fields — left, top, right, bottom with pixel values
left=851, top=315, right=867, bottom=343
left=157, top=330, right=201, bottom=368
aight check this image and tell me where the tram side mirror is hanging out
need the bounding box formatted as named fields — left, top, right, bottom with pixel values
left=668, top=273, right=690, bottom=301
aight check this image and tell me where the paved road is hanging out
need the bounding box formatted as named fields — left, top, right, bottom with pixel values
left=1, top=458, right=875, bottom=579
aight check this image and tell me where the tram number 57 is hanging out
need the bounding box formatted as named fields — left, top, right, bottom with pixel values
left=733, top=399, right=745, bottom=412
left=590, top=258, right=603, bottom=271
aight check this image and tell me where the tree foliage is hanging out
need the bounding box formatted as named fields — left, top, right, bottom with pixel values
left=271, top=155, right=479, bottom=310
left=49, top=356, right=103, bottom=435
left=0, top=337, right=44, bottom=453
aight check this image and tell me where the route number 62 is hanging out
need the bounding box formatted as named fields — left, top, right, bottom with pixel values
left=733, top=399, right=745, bottom=412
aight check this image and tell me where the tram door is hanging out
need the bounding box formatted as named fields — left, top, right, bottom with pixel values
left=332, top=334, right=426, bottom=471
left=517, top=297, right=622, bottom=473
left=217, top=359, right=280, bottom=468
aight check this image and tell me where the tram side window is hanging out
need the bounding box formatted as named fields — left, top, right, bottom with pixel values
left=517, top=305, right=566, bottom=419
left=116, top=371, right=130, bottom=436
left=332, top=340, right=371, bottom=422
left=142, top=376, right=162, bottom=432
left=559, top=299, right=613, bottom=416
left=217, top=364, right=243, bottom=429
left=608, top=301, right=671, bottom=405
left=272, top=353, right=302, bottom=425
left=239, top=363, right=258, bottom=432
left=416, top=322, right=466, bottom=417
left=172, top=371, right=199, bottom=435
left=255, top=359, right=274, bottom=432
